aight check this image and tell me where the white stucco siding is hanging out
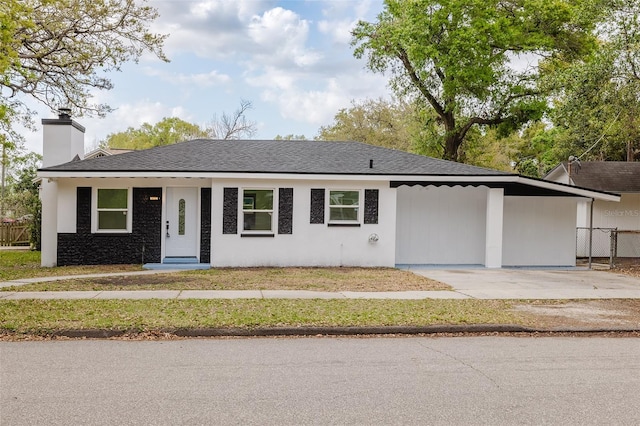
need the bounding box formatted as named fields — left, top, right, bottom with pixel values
left=395, top=185, right=487, bottom=265
left=502, top=197, right=577, bottom=266
left=42, top=123, right=84, bottom=168
left=588, top=194, right=640, bottom=230
left=56, top=180, right=78, bottom=233
left=577, top=194, right=640, bottom=258
left=210, top=179, right=396, bottom=267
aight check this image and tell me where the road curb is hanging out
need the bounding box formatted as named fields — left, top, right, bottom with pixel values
left=33, top=324, right=640, bottom=339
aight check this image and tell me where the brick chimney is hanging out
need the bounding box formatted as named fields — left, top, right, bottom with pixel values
left=41, top=108, right=85, bottom=167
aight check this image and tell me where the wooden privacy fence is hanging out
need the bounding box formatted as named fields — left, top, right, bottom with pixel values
left=0, top=222, right=31, bottom=246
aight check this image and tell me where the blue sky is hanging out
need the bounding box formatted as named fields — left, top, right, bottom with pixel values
left=24, top=0, right=391, bottom=153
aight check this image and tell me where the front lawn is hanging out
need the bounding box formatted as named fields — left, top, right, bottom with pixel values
left=0, top=250, right=142, bottom=281
left=1, top=266, right=448, bottom=292
left=0, top=299, right=522, bottom=335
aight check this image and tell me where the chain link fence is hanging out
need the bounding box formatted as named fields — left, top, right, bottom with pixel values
left=577, top=227, right=640, bottom=267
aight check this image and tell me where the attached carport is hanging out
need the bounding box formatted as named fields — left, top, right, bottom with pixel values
left=393, top=176, right=620, bottom=268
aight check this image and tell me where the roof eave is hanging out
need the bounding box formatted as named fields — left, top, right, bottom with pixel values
left=36, top=170, right=515, bottom=181
left=517, top=176, right=620, bottom=202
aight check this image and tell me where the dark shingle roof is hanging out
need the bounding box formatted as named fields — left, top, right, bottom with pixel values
left=561, top=161, right=640, bottom=192
left=40, top=139, right=512, bottom=176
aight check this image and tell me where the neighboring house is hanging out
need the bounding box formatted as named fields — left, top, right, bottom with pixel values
left=37, top=112, right=619, bottom=268
left=84, top=147, right=134, bottom=159
left=545, top=161, right=640, bottom=257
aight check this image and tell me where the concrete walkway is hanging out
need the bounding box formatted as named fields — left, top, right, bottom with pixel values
left=1, top=268, right=640, bottom=300
left=410, top=268, right=640, bottom=300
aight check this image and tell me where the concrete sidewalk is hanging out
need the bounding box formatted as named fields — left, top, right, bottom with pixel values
left=0, top=289, right=467, bottom=300
left=1, top=268, right=640, bottom=300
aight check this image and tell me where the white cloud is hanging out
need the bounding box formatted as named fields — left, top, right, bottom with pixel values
left=142, top=68, right=231, bottom=87
left=247, top=7, right=321, bottom=68
left=248, top=67, right=390, bottom=126
left=20, top=1, right=391, bottom=155
left=318, top=18, right=357, bottom=45
left=152, top=0, right=265, bottom=59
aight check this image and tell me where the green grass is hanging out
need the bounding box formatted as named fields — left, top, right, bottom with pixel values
left=0, top=299, right=525, bottom=335
left=0, top=250, right=142, bottom=281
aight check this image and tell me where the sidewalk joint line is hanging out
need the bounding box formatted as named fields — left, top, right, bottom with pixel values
left=455, top=291, right=476, bottom=299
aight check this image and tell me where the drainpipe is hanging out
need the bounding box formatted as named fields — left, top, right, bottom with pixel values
left=588, top=198, right=594, bottom=269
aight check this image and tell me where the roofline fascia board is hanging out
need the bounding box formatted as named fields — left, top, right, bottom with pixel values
left=516, top=176, right=620, bottom=201
left=36, top=171, right=517, bottom=182
left=35, top=171, right=619, bottom=201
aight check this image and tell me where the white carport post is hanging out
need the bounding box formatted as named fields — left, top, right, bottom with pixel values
left=485, top=188, right=504, bottom=268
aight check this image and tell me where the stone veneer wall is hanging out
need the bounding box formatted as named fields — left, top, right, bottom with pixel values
left=57, top=187, right=162, bottom=265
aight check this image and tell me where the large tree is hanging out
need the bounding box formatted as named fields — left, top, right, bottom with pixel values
left=0, top=0, right=167, bottom=138
left=352, top=0, right=600, bottom=161
left=549, top=0, right=640, bottom=161
left=317, top=97, right=447, bottom=157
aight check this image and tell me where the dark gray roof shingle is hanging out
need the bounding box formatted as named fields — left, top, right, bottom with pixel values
left=560, top=161, right=640, bottom=192
left=40, top=139, right=512, bottom=176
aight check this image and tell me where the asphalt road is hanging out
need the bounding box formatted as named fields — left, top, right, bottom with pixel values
left=2, top=336, right=639, bottom=425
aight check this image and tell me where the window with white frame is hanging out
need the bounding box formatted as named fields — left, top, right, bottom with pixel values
left=95, top=188, right=130, bottom=232
left=329, top=190, right=360, bottom=223
left=242, top=189, right=273, bottom=232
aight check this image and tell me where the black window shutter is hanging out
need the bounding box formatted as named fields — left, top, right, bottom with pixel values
left=278, top=188, right=293, bottom=234
left=77, top=187, right=92, bottom=233
left=223, top=187, right=238, bottom=234
left=364, top=189, right=379, bottom=224
left=310, top=188, right=325, bottom=224
left=200, top=188, right=212, bottom=263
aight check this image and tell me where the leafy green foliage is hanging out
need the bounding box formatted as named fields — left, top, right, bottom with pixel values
left=1, top=151, right=42, bottom=247
left=274, top=134, right=308, bottom=140
left=352, top=0, right=600, bottom=161
left=102, top=117, right=209, bottom=150
left=547, top=0, right=640, bottom=161
left=102, top=101, right=258, bottom=149
left=317, top=97, right=450, bottom=159
left=0, top=0, right=167, bottom=137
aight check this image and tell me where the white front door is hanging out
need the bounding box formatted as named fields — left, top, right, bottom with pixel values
left=165, top=187, right=198, bottom=258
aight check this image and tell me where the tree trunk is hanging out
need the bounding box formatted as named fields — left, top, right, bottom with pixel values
left=443, top=134, right=459, bottom=161
left=442, top=114, right=461, bottom=162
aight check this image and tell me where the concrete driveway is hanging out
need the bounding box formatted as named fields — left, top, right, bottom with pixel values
left=408, top=268, right=640, bottom=299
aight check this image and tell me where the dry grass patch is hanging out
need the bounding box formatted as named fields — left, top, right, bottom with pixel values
left=514, top=300, right=640, bottom=329
left=0, top=250, right=141, bottom=281
left=2, top=267, right=449, bottom=292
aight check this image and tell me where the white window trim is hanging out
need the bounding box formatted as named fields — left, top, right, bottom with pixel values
left=327, top=189, right=361, bottom=224
left=241, top=187, right=277, bottom=234
left=92, top=187, right=133, bottom=233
